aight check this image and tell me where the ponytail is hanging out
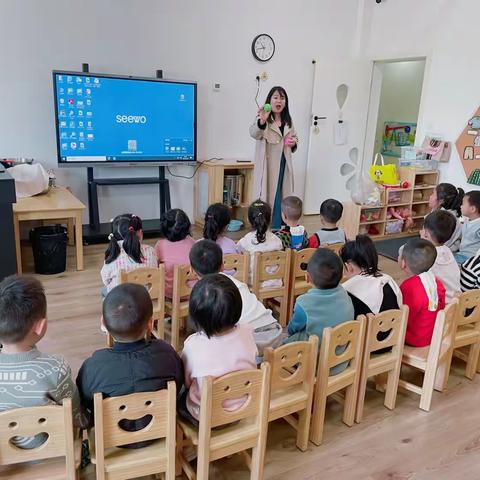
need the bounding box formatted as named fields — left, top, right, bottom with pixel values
left=104, top=214, right=144, bottom=264
left=122, top=215, right=144, bottom=263
left=248, top=200, right=272, bottom=244
left=203, top=203, right=231, bottom=242
left=436, top=183, right=464, bottom=217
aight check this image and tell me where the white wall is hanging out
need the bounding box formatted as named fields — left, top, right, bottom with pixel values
left=363, top=0, right=480, bottom=192
left=373, top=60, right=425, bottom=161
left=0, top=0, right=359, bottom=223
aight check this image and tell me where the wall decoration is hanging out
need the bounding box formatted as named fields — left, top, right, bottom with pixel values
left=456, top=105, right=480, bottom=183
left=381, top=122, right=417, bottom=158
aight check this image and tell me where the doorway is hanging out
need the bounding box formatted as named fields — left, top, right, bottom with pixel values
left=365, top=58, right=426, bottom=168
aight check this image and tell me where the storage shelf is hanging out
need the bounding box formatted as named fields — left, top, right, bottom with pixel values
left=412, top=215, right=425, bottom=219
left=359, top=220, right=386, bottom=225
left=412, top=200, right=430, bottom=205
left=387, top=202, right=412, bottom=207
left=360, top=205, right=385, bottom=210
left=414, top=185, right=436, bottom=190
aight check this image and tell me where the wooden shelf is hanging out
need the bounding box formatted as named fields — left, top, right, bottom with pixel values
left=414, top=185, right=436, bottom=190
left=387, top=202, right=412, bottom=207
left=412, top=215, right=425, bottom=219
left=412, top=200, right=430, bottom=205
left=359, top=220, right=385, bottom=225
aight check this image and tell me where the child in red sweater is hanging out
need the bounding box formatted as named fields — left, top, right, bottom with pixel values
left=399, top=238, right=446, bottom=347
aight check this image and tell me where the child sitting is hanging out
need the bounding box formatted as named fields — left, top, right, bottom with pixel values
left=341, top=235, right=402, bottom=318
left=284, top=248, right=354, bottom=373
left=0, top=275, right=85, bottom=449
left=399, top=239, right=446, bottom=347
left=421, top=210, right=460, bottom=302
left=189, top=240, right=282, bottom=355
left=275, top=196, right=309, bottom=250
left=76, top=283, right=184, bottom=434
left=101, top=214, right=157, bottom=294
left=237, top=200, right=283, bottom=287
left=202, top=202, right=238, bottom=255
left=428, top=183, right=464, bottom=251
left=180, top=274, right=257, bottom=424
left=308, top=199, right=346, bottom=248
left=455, top=191, right=480, bottom=263
left=155, top=208, right=195, bottom=298
left=460, top=247, right=480, bottom=291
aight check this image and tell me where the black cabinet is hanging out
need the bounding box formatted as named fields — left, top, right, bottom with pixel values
left=0, top=170, right=17, bottom=280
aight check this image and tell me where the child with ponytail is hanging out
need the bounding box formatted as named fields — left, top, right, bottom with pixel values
left=202, top=203, right=238, bottom=255
left=101, top=214, right=157, bottom=293
left=237, top=200, right=283, bottom=286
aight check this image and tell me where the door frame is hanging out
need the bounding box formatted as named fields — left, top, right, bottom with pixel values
left=362, top=55, right=430, bottom=174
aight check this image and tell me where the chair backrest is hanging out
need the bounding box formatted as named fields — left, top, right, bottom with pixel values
left=94, top=382, right=176, bottom=451
left=317, top=318, right=365, bottom=377
left=364, top=307, right=408, bottom=356
left=120, top=265, right=165, bottom=304
left=428, top=300, right=458, bottom=365
left=172, top=264, right=197, bottom=303
left=200, top=363, right=271, bottom=430
left=456, top=289, right=480, bottom=328
left=0, top=398, right=75, bottom=471
left=223, top=253, right=249, bottom=284
left=264, top=335, right=318, bottom=393
left=323, top=243, right=344, bottom=256
left=252, top=250, right=291, bottom=296
left=291, top=248, right=316, bottom=288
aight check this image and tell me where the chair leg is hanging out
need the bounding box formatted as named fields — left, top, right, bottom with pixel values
left=196, top=442, right=210, bottom=480
left=171, top=314, right=180, bottom=351
left=419, top=366, right=436, bottom=412
left=355, top=370, right=368, bottom=424
left=175, top=426, right=183, bottom=478
left=310, top=393, right=327, bottom=446
left=434, top=357, right=451, bottom=392
left=465, top=342, right=480, bottom=380
left=279, top=296, right=287, bottom=328
left=384, top=366, right=401, bottom=411
left=251, top=436, right=268, bottom=480
left=296, top=407, right=311, bottom=452
left=342, top=384, right=357, bottom=427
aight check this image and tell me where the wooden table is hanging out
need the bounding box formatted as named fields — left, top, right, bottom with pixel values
left=13, top=186, right=85, bottom=273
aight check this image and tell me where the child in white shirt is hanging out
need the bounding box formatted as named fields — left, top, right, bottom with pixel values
left=180, top=274, right=257, bottom=425
left=237, top=200, right=283, bottom=287
left=456, top=191, right=480, bottom=263
left=421, top=210, right=461, bottom=303
left=100, top=214, right=157, bottom=294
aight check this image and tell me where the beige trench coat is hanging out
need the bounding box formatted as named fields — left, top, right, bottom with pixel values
left=249, top=118, right=297, bottom=206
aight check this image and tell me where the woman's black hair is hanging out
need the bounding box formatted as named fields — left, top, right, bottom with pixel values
left=189, top=273, right=242, bottom=338
left=340, top=234, right=380, bottom=277
left=265, top=86, right=292, bottom=127
left=160, top=208, right=191, bottom=242
left=248, top=199, right=271, bottom=244
left=203, top=203, right=231, bottom=242
left=436, top=183, right=464, bottom=217
left=105, top=214, right=144, bottom=265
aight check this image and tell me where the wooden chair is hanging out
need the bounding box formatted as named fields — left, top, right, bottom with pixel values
left=90, top=382, right=177, bottom=480
left=223, top=252, right=249, bottom=284
left=398, top=301, right=457, bottom=411
left=355, top=307, right=408, bottom=423
left=287, top=248, right=316, bottom=319
left=252, top=250, right=291, bottom=327
left=323, top=242, right=344, bottom=256
left=452, top=289, right=480, bottom=379
left=310, top=317, right=366, bottom=445
left=177, top=363, right=271, bottom=480
left=0, top=398, right=81, bottom=480
left=106, top=266, right=166, bottom=347
left=165, top=264, right=197, bottom=350
left=264, top=335, right=318, bottom=451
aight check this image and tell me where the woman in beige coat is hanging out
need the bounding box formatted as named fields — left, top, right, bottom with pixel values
left=249, top=86, right=298, bottom=230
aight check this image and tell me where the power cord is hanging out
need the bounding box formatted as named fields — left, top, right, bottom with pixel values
left=166, top=157, right=223, bottom=179
left=254, top=76, right=261, bottom=108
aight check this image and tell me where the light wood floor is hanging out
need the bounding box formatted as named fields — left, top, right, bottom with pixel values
left=16, top=218, right=480, bottom=480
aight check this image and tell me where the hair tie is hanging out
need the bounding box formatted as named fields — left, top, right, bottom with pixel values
left=207, top=214, right=213, bottom=219
left=257, top=212, right=263, bottom=216
left=128, top=226, right=134, bottom=232
left=108, top=233, right=114, bottom=240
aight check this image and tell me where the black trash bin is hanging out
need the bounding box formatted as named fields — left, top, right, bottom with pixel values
left=30, top=225, right=68, bottom=274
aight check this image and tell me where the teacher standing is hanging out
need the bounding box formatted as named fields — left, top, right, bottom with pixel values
left=250, top=86, right=298, bottom=230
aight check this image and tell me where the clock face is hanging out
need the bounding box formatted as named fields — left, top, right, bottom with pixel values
left=252, top=34, right=275, bottom=62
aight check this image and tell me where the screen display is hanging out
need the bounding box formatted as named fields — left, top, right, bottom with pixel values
left=53, top=71, right=196, bottom=165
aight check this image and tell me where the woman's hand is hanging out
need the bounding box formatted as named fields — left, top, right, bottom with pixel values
left=284, top=134, right=297, bottom=147
left=257, top=107, right=270, bottom=126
